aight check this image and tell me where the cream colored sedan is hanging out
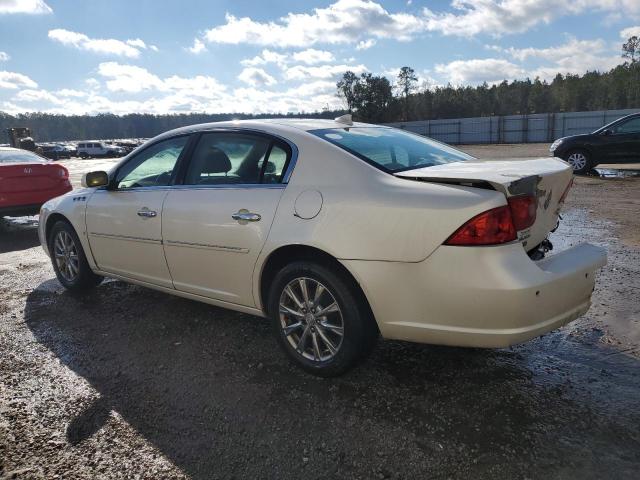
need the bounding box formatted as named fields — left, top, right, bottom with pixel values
left=39, top=117, right=606, bottom=376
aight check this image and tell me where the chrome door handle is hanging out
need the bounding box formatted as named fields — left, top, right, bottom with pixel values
left=232, top=210, right=261, bottom=222
left=137, top=208, right=157, bottom=218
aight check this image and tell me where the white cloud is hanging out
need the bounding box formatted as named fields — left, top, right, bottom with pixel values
left=284, top=63, right=367, bottom=81
left=292, top=49, right=335, bottom=64
left=187, top=38, right=207, bottom=54
left=0, top=51, right=9, bottom=61
left=620, top=26, right=640, bottom=38
left=241, top=49, right=288, bottom=67
left=191, top=0, right=640, bottom=50
left=423, top=0, right=640, bottom=38
left=237, top=67, right=277, bottom=87
left=0, top=0, right=51, bottom=14
left=96, top=62, right=228, bottom=99
left=499, top=37, right=620, bottom=80
left=504, top=38, right=608, bottom=62
left=97, top=62, right=164, bottom=92
left=55, top=88, right=87, bottom=98
left=435, top=58, right=525, bottom=84
left=48, top=29, right=153, bottom=58
left=199, top=0, right=428, bottom=48
left=0, top=70, right=37, bottom=89
left=356, top=39, right=376, bottom=50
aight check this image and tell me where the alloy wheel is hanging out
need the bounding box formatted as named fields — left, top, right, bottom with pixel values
left=278, top=277, right=344, bottom=362
left=567, top=152, right=587, bottom=171
left=53, top=230, right=79, bottom=282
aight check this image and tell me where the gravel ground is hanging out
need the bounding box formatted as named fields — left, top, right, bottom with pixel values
left=1, top=149, right=639, bottom=479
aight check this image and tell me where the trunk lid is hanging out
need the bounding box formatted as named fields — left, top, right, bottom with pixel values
left=0, top=162, right=64, bottom=192
left=395, top=157, right=573, bottom=251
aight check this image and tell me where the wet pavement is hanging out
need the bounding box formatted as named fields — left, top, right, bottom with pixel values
left=1, top=165, right=639, bottom=479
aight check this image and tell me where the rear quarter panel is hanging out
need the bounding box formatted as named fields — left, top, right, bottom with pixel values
left=253, top=128, right=507, bottom=306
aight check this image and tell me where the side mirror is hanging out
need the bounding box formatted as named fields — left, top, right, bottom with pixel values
left=601, top=129, right=613, bottom=136
left=81, top=171, right=109, bottom=188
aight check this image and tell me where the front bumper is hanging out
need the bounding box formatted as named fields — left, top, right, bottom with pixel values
left=343, top=242, right=606, bottom=348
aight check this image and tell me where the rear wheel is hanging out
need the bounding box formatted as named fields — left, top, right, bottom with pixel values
left=268, top=261, right=377, bottom=377
left=564, top=149, right=593, bottom=174
left=49, top=220, right=102, bottom=291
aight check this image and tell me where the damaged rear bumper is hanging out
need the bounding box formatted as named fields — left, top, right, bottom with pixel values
left=343, top=242, right=607, bottom=348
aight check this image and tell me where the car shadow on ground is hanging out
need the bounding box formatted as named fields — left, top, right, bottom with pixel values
left=0, top=216, right=40, bottom=254
left=24, top=279, right=640, bottom=479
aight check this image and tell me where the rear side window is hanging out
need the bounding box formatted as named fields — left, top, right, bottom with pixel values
left=0, top=149, right=46, bottom=163
left=184, top=132, right=291, bottom=185
left=312, top=127, right=473, bottom=173
left=612, top=117, right=640, bottom=134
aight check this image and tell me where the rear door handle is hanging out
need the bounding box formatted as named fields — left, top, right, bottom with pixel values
left=137, top=207, right=157, bottom=218
left=232, top=210, right=261, bottom=222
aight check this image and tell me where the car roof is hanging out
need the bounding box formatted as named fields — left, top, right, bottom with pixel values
left=153, top=118, right=384, bottom=142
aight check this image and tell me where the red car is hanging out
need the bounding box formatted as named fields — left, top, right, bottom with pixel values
left=0, top=147, right=72, bottom=217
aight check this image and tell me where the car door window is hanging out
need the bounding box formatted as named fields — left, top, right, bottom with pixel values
left=612, top=117, right=640, bottom=134
left=262, top=144, right=290, bottom=184
left=184, top=133, right=272, bottom=185
left=115, top=136, right=188, bottom=189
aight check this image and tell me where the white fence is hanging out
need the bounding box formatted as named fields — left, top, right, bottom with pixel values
left=386, top=108, right=640, bottom=144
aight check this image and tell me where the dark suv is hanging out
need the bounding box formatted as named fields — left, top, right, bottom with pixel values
left=550, top=112, right=640, bottom=173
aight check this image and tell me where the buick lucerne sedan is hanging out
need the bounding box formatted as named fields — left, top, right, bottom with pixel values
left=39, top=117, right=607, bottom=376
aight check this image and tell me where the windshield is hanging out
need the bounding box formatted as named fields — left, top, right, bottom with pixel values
left=0, top=149, right=46, bottom=164
left=311, top=127, right=474, bottom=173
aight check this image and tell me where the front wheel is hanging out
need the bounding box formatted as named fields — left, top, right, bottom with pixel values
left=564, top=149, right=593, bottom=174
left=49, top=220, right=102, bottom=292
left=268, top=261, right=377, bottom=377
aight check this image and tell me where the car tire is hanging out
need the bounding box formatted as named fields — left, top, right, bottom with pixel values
left=268, top=261, right=378, bottom=377
left=564, top=149, right=593, bottom=174
left=48, top=220, right=102, bottom=292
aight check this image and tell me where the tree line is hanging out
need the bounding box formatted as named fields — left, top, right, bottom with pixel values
left=2, top=37, right=638, bottom=142
left=338, top=37, right=640, bottom=123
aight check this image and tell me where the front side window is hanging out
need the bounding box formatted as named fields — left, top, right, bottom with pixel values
left=311, top=127, right=473, bottom=173
left=184, top=132, right=290, bottom=185
left=116, top=136, right=188, bottom=189
left=612, top=117, right=640, bottom=134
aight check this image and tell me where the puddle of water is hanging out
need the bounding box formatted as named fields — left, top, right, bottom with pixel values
left=594, top=168, right=640, bottom=178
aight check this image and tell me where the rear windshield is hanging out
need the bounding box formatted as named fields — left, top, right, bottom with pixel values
left=0, top=150, right=46, bottom=164
left=311, top=127, right=473, bottom=173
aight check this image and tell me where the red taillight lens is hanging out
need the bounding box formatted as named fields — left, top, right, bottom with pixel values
left=57, top=166, right=69, bottom=179
left=559, top=178, right=573, bottom=204
left=507, top=194, right=537, bottom=231
left=444, top=205, right=516, bottom=246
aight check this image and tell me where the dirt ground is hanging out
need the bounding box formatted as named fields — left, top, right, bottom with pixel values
left=1, top=147, right=639, bottom=479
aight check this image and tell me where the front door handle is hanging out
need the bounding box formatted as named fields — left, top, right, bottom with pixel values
left=137, top=207, right=157, bottom=218
left=232, top=209, right=261, bottom=222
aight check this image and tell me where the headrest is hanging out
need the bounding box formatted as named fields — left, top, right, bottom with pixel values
left=201, top=147, right=231, bottom=174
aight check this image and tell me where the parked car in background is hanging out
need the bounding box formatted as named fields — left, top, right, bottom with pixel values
left=60, top=143, right=77, bottom=157
left=40, top=144, right=71, bottom=160
left=0, top=147, right=71, bottom=217
left=550, top=112, right=640, bottom=173
left=39, top=117, right=606, bottom=376
left=77, top=141, right=125, bottom=158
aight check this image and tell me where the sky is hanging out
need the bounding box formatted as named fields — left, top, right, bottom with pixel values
left=0, top=0, right=639, bottom=116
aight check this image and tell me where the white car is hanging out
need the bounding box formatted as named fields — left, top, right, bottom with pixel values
left=38, top=117, right=606, bottom=376
left=77, top=141, right=125, bottom=158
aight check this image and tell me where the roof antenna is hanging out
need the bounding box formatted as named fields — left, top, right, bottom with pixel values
left=334, top=113, right=353, bottom=126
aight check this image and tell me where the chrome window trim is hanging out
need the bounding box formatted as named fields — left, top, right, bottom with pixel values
left=94, top=183, right=286, bottom=193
